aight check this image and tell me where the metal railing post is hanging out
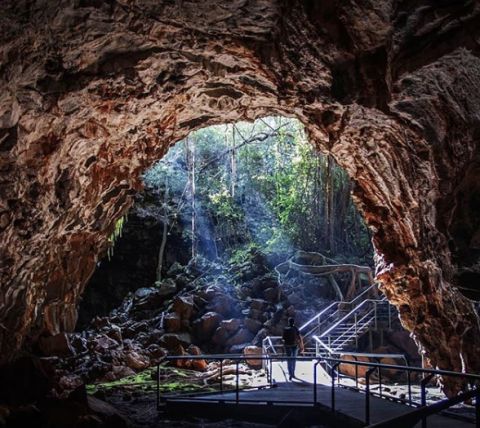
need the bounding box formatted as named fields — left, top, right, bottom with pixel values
left=354, top=313, right=358, bottom=350
left=376, top=358, right=382, bottom=398
left=374, top=301, right=378, bottom=330
left=365, top=367, right=376, bottom=424
left=236, top=361, right=240, bottom=404
left=407, top=369, right=412, bottom=405
left=313, top=360, right=320, bottom=406
left=354, top=356, right=359, bottom=389
left=220, top=360, right=223, bottom=392
left=269, top=357, right=273, bottom=385
left=156, top=363, right=160, bottom=409
left=476, top=388, right=479, bottom=428
left=421, top=373, right=435, bottom=428
left=388, top=303, right=392, bottom=330
left=331, top=362, right=340, bottom=412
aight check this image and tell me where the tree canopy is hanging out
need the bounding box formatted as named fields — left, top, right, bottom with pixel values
left=143, top=117, right=373, bottom=266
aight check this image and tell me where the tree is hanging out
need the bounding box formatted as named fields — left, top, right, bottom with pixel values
left=143, top=116, right=373, bottom=268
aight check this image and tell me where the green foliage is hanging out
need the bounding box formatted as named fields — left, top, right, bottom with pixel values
left=208, top=187, right=243, bottom=221
left=107, top=216, right=125, bottom=259
left=229, top=243, right=261, bottom=266
left=86, top=366, right=213, bottom=395
left=142, top=116, right=373, bottom=264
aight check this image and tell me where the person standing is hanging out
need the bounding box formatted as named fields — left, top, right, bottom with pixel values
left=282, top=317, right=304, bottom=380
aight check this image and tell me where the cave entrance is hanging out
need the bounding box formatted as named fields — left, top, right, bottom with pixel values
left=76, top=116, right=422, bottom=382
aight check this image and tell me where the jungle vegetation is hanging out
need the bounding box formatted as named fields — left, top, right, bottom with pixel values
left=142, top=117, right=373, bottom=280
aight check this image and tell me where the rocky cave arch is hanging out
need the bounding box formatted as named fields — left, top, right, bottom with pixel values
left=1, top=1, right=480, bottom=395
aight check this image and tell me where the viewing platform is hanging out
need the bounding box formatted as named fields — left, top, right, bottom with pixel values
left=158, top=356, right=480, bottom=428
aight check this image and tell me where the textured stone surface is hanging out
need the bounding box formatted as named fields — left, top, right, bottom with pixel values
left=1, top=0, right=480, bottom=394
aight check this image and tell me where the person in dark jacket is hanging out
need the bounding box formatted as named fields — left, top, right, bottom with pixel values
left=282, top=317, right=304, bottom=380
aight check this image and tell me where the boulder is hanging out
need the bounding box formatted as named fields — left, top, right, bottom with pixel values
left=287, top=292, right=304, bottom=307
left=173, top=295, right=194, bottom=320
left=102, top=366, right=136, bottom=382
left=230, top=343, right=251, bottom=354
left=122, top=321, right=149, bottom=339
left=105, top=325, right=122, bottom=343
left=286, top=305, right=296, bottom=317
left=238, top=284, right=253, bottom=300
left=38, top=333, right=75, bottom=357
left=204, top=285, right=222, bottom=301
left=58, top=374, right=83, bottom=393
left=157, top=278, right=177, bottom=296
left=164, top=313, right=182, bottom=332
left=92, top=317, right=111, bottom=329
left=186, top=345, right=207, bottom=371
left=143, top=329, right=165, bottom=346
left=132, top=288, right=164, bottom=311
left=243, top=345, right=263, bottom=369
left=250, top=275, right=278, bottom=295
left=339, top=347, right=403, bottom=381
left=160, top=333, right=192, bottom=351
left=167, top=262, right=184, bottom=277
left=263, top=287, right=280, bottom=302
left=146, top=344, right=167, bottom=363
left=244, top=317, right=262, bottom=334
left=227, top=328, right=254, bottom=347
left=91, top=335, right=119, bottom=352
left=207, top=294, right=234, bottom=317
left=250, top=299, right=268, bottom=311
left=211, top=326, right=231, bottom=346
left=248, top=308, right=266, bottom=322
left=125, top=351, right=149, bottom=371
left=220, top=318, right=242, bottom=333
left=193, top=312, right=223, bottom=342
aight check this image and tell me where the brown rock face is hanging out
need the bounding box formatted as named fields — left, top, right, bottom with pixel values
left=1, top=0, right=480, bottom=394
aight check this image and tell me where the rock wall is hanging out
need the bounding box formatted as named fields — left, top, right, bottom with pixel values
left=77, top=189, right=190, bottom=328
left=1, top=0, right=480, bottom=392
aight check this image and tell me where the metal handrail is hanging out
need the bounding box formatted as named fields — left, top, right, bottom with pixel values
left=327, top=307, right=375, bottom=349
left=164, top=353, right=480, bottom=380
left=159, top=353, right=480, bottom=426
left=262, top=335, right=281, bottom=355
left=299, top=301, right=338, bottom=332
left=367, top=387, right=480, bottom=428
left=267, top=336, right=277, bottom=354
left=331, top=351, right=409, bottom=361
left=299, top=284, right=378, bottom=333
left=350, top=284, right=380, bottom=306
left=319, top=299, right=386, bottom=338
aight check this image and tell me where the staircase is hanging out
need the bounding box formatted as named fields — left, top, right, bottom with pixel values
left=262, top=285, right=398, bottom=359
left=310, top=297, right=394, bottom=357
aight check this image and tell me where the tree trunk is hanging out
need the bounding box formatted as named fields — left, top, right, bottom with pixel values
left=230, top=124, right=236, bottom=197
left=186, top=137, right=197, bottom=261
left=325, top=154, right=335, bottom=254
left=156, top=177, right=169, bottom=283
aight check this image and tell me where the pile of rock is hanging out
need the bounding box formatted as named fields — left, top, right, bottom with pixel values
left=44, top=250, right=342, bottom=391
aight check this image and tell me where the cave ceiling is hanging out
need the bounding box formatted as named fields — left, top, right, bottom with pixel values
left=1, top=0, right=480, bottom=391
